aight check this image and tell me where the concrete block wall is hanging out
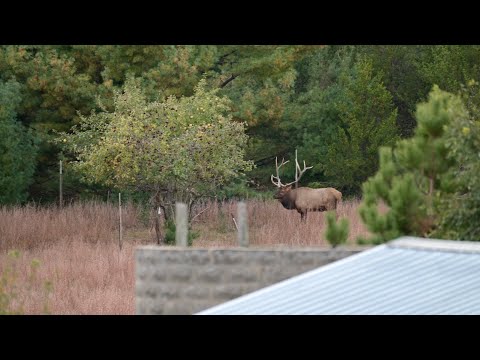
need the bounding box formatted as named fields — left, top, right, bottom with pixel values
left=136, top=246, right=367, bottom=315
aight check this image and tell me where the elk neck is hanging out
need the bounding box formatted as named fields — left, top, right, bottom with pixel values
left=277, top=187, right=297, bottom=210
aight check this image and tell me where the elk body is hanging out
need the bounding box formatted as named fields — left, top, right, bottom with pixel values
left=271, top=151, right=342, bottom=221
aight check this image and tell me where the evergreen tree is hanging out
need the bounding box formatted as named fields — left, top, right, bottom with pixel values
left=324, top=212, right=349, bottom=248
left=216, top=45, right=320, bottom=187
left=359, top=86, right=465, bottom=243
left=434, top=81, right=480, bottom=240
left=360, top=45, right=431, bottom=138
left=322, top=58, right=399, bottom=195
left=0, top=80, right=38, bottom=204
left=279, top=46, right=356, bottom=187
left=417, top=46, right=480, bottom=94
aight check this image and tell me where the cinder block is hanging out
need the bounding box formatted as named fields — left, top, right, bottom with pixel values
left=225, top=267, right=259, bottom=283
left=244, top=251, right=279, bottom=265
left=169, top=266, right=193, bottom=282
left=212, top=250, right=245, bottom=265
left=152, top=267, right=167, bottom=282
left=185, top=250, right=211, bottom=265
left=213, top=284, right=246, bottom=300
left=197, top=266, right=223, bottom=283
left=183, top=285, right=210, bottom=299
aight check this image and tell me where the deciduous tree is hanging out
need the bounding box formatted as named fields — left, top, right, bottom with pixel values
left=58, top=78, right=253, bottom=242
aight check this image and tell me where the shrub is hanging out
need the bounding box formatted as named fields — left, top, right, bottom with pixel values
left=164, top=220, right=199, bottom=246
left=324, top=212, right=349, bottom=248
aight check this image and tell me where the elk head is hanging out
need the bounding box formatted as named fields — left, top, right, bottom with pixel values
left=273, top=184, right=293, bottom=199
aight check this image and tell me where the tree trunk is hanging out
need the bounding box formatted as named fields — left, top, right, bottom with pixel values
left=151, top=191, right=166, bottom=245
left=154, top=208, right=163, bottom=245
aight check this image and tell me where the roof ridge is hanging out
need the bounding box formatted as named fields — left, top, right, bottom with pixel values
left=388, top=237, right=480, bottom=254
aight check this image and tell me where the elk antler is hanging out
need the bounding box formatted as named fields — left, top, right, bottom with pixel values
left=270, top=157, right=289, bottom=188
left=284, top=149, right=313, bottom=187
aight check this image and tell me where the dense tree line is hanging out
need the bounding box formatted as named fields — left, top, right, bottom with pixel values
left=1, top=45, right=480, bottom=205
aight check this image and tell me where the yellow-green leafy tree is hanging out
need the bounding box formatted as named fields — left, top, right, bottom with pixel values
left=58, top=78, right=253, bottom=243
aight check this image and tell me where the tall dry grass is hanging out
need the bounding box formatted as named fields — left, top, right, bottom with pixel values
left=0, top=242, right=135, bottom=315
left=192, top=198, right=372, bottom=247
left=0, top=201, right=144, bottom=314
left=0, top=198, right=374, bottom=314
left=0, top=201, right=142, bottom=251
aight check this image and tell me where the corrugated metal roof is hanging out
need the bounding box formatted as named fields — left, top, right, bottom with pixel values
left=197, top=237, right=480, bottom=315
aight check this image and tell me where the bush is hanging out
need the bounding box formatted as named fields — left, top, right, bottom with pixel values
left=164, top=220, right=199, bottom=246
left=324, top=212, right=349, bottom=248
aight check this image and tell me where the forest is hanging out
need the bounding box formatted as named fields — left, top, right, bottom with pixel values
left=1, top=45, right=479, bottom=242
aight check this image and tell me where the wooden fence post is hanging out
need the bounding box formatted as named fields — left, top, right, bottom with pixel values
left=59, top=160, right=63, bottom=208
left=118, top=193, right=123, bottom=251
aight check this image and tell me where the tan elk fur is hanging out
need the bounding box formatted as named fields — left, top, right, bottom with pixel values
left=271, top=150, right=342, bottom=221
left=274, top=185, right=342, bottom=220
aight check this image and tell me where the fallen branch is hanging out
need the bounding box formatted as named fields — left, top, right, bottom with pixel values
left=191, top=205, right=211, bottom=222
left=230, top=212, right=239, bottom=231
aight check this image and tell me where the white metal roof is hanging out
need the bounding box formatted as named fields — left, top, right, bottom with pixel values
left=197, top=237, right=480, bottom=315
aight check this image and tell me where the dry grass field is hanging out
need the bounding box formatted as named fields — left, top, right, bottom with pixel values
left=0, top=199, right=374, bottom=314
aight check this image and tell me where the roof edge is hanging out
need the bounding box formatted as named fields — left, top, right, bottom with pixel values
left=196, top=244, right=388, bottom=314
left=388, top=236, right=480, bottom=254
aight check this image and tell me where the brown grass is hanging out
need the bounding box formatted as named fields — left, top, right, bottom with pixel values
left=191, top=198, right=372, bottom=247
left=1, top=242, right=136, bottom=315
left=0, top=201, right=142, bottom=251
left=0, top=198, right=374, bottom=314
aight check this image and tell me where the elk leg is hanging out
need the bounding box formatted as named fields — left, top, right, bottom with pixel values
left=301, top=210, right=307, bottom=222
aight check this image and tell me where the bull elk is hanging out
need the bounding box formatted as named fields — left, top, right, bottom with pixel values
left=271, top=150, right=342, bottom=221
